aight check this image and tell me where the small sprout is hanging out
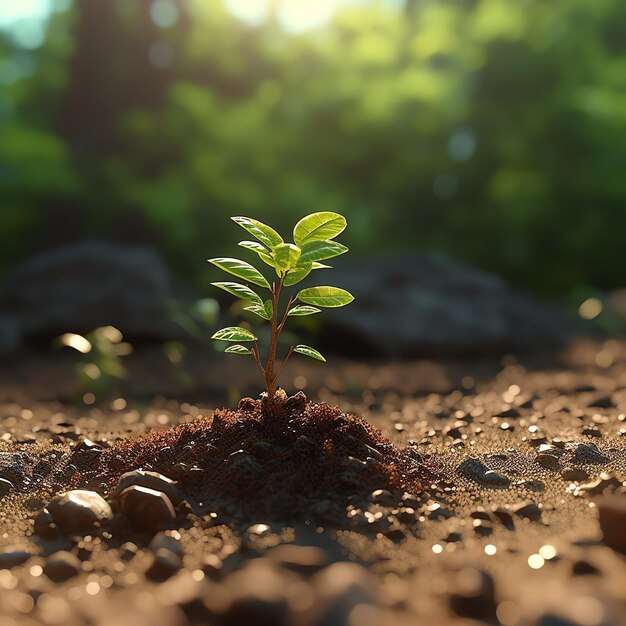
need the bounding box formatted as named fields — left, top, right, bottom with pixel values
left=209, top=212, right=354, bottom=402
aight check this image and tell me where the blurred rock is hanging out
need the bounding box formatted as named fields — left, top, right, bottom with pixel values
left=43, top=550, right=81, bottom=582
left=449, top=567, right=496, bottom=620
left=0, top=241, right=180, bottom=343
left=318, top=253, right=575, bottom=357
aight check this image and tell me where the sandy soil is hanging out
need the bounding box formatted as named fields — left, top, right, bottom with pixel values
left=0, top=339, right=624, bottom=626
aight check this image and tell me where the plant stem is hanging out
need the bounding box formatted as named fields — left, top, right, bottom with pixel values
left=273, top=345, right=294, bottom=385
left=264, top=275, right=285, bottom=400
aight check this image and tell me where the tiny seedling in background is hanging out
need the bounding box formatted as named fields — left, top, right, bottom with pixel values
left=209, top=212, right=354, bottom=402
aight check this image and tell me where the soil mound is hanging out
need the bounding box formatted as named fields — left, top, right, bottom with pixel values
left=88, top=391, right=429, bottom=522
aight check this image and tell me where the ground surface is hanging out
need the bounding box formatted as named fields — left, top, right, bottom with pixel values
left=0, top=339, right=625, bottom=626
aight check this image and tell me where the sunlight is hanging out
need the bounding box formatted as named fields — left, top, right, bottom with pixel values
left=277, top=0, right=338, bottom=34
left=0, top=0, right=51, bottom=25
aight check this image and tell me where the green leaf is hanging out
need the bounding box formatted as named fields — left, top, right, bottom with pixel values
left=293, top=212, right=347, bottom=246
left=312, top=262, right=332, bottom=269
left=244, top=299, right=273, bottom=320
left=211, top=282, right=263, bottom=306
left=273, top=243, right=301, bottom=273
left=283, top=261, right=313, bottom=286
left=212, top=327, right=257, bottom=342
left=288, top=305, right=321, bottom=317
left=297, top=286, right=355, bottom=308
left=208, top=257, right=270, bottom=288
left=224, top=344, right=252, bottom=355
left=294, top=344, right=326, bottom=362
left=231, top=216, right=283, bottom=248
left=299, top=240, right=348, bottom=264
left=238, top=241, right=275, bottom=268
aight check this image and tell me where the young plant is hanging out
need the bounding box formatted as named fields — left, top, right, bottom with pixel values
left=209, top=212, right=354, bottom=402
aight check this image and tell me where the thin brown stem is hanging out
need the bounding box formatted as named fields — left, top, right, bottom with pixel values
left=277, top=296, right=295, bottom=334
left=273, top=345, right=294, bottom=385
left=264, top=274, right=285, bottom=399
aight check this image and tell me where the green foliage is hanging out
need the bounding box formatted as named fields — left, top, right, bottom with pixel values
left=2, top=0, right=626, bottom=297
left=209, top=212, right=353, bottom=396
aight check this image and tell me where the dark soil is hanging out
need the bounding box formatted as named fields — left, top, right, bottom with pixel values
left=89, top=391, right=429, bottom=523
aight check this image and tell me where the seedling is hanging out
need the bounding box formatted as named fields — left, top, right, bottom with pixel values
left=209, top=212, right=354, bottom=401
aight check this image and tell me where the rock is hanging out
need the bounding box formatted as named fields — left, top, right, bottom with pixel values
left=112, top=470, right=185, bottom=508
left=0, top=241, right=180, bottom=343
left=45, top=490, right=113, bottom=534
left=512, top=501, right=542, bottom=522
left=457, top=459, right=510, bottom=489
left=0, top=546, right=32, bottom=569
left=145, top=549, right=182, bottom=582
left=311, top=562, right=378, bottom=626
left=587, top=396, right=614, bottom=409
left=597, top=495, right=626, bottom=552
left=43, top=550, right=81, bottom=582
left=118, top=485, right=176, bottom=532
left=579, top=473, right=623, bottom=495
left=220, top=559, right=293, bottom=626
left=536, top=453, right=560, bottom=470
left=449, top=567, right=496, bottom=620
left=315, top=253, right=575, bottom=357
left=0, top=451, right=30, bottom=487
left=566, top=442, right=609, bottom=465
left=472, top=519, right=493, bottom=537
left=0, top=478, right=14, bottom=497
left=572, top=559, right=600, bottom=576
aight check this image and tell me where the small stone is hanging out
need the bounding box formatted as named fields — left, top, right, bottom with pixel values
left=580, top=472, right=623, bottom=495
left=457, top=459, right=510, bottom=489
left=118, top=485, right=176, bottom=532
left=202, top=553, right=224, bottom=578
left=568, top=442, right=609, bottom=465
left=221, top=559, right=293, bottom=626
left=43, top=551, right=81, bottom=582
left=0, top=478, right=13, bottom=497
left=247, top=523, right=270, bottom=536
left=112, top=470, right=185, bottom=508
left=46, top=490, right=113, bottom=534
left=472, top=519, right=493, bottom=537
left=597, top=495, right=626, bottom=552
left=587, top=396, right=614, bottom=409
left=572, top=559, right=600, bottom=576
left=512, top=501, right=542, bottom=522
left=237, top=397, right=258, bottom=412
left=284, top=391, right=308, bottom=414
left=491, top=507, right=515, bottom=530
left=536, top=453, right=560, bottom=470
left=562, top=468, right=589, bottom=482
left=496, top=407, right=521, bottom=418
left=0, top=547, right=32, bottom=569
left=449, top=568, right=496, bottom=620
left=145, top=548, right=182, bottom=582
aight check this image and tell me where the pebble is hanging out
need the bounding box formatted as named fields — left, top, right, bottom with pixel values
left=43, top=550, right=81, bottom=582
left=45, top=490, right=113, bottom=534
left=367, top=488, right=397, bottom=507
left=449, top=567, right=496, bottom=620
left=219, top=559, right=293, bottom=626
left=145, top=548, right=182, bottom=582
left=149, top=531, right=183, bottom=557
left=118, top=485, right=176, bottom=532
left=512, top=501, right=542, bottom=522
left=112, top=470, right=185, bottom=508
left=0, top=451, right=30, bottom=487
left=0, top=546, right=32, bottom=569
left=597, top=495, right=626, bottom=552
left=579, top=472, right=623, bottom=495
left=457, top=459, right=510, bottom=489
left=0, top=477, right=13, bottom=497
left=536, top=453, right=560, bottom=470
left=567, top=442, right=609, bottom=465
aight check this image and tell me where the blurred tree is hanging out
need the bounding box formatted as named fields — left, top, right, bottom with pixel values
left=0, top=0, right=625, bottom=296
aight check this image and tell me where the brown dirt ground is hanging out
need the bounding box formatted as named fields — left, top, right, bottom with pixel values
left=0, top=339, right=625, bottom=625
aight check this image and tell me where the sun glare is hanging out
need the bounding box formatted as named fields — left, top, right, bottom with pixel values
left=225, top=0, right=352, bottom=33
